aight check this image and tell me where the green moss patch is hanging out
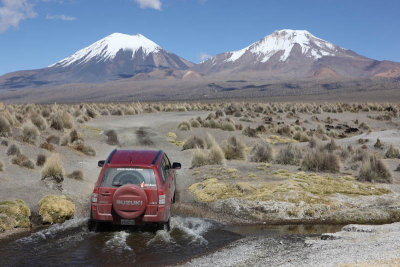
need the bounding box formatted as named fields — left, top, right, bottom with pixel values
left=38, top=195, right=75, bottom=224
left=189, top=171, right=390, bottom=204
left=0, top=200, right=31, bottom=232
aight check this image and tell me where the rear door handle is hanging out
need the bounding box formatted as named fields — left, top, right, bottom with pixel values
left=101, top=192, right=111, bottom=196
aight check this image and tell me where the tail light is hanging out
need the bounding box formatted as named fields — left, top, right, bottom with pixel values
left=91, top=187, right=98, bottom=203
left=158, top=194, right=165, bottom=205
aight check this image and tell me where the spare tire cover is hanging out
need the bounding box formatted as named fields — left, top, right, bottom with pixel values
left=112, top=184, right=147, bottom=219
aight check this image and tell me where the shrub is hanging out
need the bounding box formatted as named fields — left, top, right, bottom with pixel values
left=74, top=144, right=96, bottom=156
left=352, top=149, right=370, bottom=162
left=242, top=126, right=258, bottom=138
left=209, top=145, right=225, bottom=165
left=41, top=154, right=64, bottom=182
left=178, top=121, right=191, bottom=131
left=136, top=127, right=154, bottom=146
left=105, top=130, right=119, bottom=145
left=7, top=144, right=21, bottom=156
left=191, top=149, right=209, bottom=167
left=40, top=142, right=54, bottom=152
left=0, top=115, right=10, bottom=137
left=276, top=144, right=302, bottom=165
left=38, top=195, right=75, bottom=224
left=374, top=138, right=383, bottom=149
left=12, top=154, right=34, bottom=169
left=190, top=119, right=201, bottom=128
left=325, top=138, right=339, bottom=151
left=70, top=129, right=83, bottom=144
left=46, top=135, right=60, bottom=145
left=191, top=145, right=225, bottom=167
left=1, top=139, right=8, bottom=146
left=67, top=170, right=84, bottom=180
left=205, top=133, right=217, bottom=149
left=221, top=122, right=235, bottom=131
left=61, top=112, right=74, bottom=129
left=49, top=113, right=64, bottom=130
left=308, top=137, right=320, bottom=148
left=30, top=113, right=47, bottom=131
left=22, top=122, right=39, bottom=143
left=358, top=156, right=392, bottom=183
left=182, top=136, right=205, bottom=150
left=221, top=136, right=246, bottom=160
left=301, top=149, right=340, bottom=173
left=249, top=141, right=273, bottom=162
left=36, top=154, right=47, bottom=166
left=385, top=145, right=400, bottom=159
left=0, top=160, right=3, bottom=171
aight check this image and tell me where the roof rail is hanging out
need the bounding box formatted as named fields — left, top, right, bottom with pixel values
left=107, top=149, right=117, bottom=164
left=151, top=150, right=162, bottom=165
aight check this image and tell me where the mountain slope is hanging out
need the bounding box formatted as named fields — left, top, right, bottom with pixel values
left=193, top=29, right=399, bottom=79
left=0, top=33, right=193, bottom=89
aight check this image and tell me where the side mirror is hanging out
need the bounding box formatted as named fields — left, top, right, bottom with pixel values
left=98, top=160, right=105, bottom=167
left=172, top=162, right=181, bottom=169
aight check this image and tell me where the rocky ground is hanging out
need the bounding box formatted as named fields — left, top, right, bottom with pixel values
left=182, top=222, right=400, bottom=266
left=1, top=101, right=400, bottom=265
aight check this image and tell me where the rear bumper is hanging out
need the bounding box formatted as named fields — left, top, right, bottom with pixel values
left=91, top=204, right=167, bottom=224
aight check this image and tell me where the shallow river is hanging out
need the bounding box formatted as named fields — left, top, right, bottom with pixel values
left=0, top=216, right=343, bottom=266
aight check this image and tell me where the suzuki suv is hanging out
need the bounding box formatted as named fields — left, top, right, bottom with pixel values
left=88, top=149, right=181, bottom=231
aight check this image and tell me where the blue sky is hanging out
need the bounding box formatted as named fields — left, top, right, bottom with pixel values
left=0, top=0, right=399, bottom=75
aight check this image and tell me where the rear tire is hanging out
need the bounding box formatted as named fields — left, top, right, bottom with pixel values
left=88, top=219, right=97, bottom=232
left=158, top=219, right=170, bottom=231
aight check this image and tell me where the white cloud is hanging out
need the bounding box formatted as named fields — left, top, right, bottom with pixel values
left=199, top=52, right=212, bottom=62
left=46, top=14, right=76, bottom=21
left=0, top=0, right=37, bottom=33
left=134, top=0, right=161, bottom=10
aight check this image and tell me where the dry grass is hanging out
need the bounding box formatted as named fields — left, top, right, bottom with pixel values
left=38, top=195, right=75, bottom=224
left=249, top=141, right=273, bottom=162
left=41, top=154, right=65, bottom=182
left=302, top=148, right=340, bottom=173
left=359, top=156, right=392, bottom=183
left=221, top=136, right=246, bottom=160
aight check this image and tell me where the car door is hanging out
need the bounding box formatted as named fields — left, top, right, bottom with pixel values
left=161, top=154, right=173, bottom=219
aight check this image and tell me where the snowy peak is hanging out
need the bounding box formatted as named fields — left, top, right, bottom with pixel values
left=226, top=29, right=339, bottom=63
left=50, top=33, right=162, bottom=67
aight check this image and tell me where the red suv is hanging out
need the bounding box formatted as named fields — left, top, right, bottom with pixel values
left=88, top=149, right=180, bottom=231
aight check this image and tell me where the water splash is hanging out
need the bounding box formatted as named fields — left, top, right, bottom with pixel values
left=105, top=231, right=133, bottom=253
left=16, top=218, right=89, bottom=244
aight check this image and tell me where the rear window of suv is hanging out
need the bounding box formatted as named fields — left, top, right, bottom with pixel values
left=100, top=168, right=157, bottom=188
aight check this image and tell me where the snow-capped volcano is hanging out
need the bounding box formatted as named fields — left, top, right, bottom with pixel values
left=0, top=33, right=194, bottom=87
left=193, top=29, right=376, bottom=78
left=226, top=29, right=339, bottom=63
left=50, top=33, right=162, bottom=67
